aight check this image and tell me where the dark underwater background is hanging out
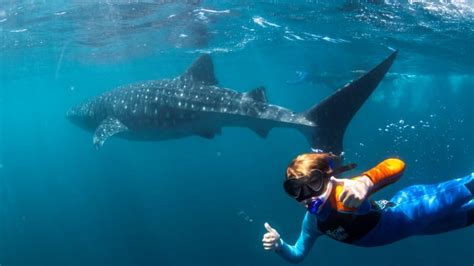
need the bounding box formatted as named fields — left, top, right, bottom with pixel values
left=0, top=0, right=473, bottom=265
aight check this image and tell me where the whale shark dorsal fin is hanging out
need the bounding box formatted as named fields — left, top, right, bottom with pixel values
left=183, top=54, right=218, bottom=86
left=93, top=117, right=129, bottom=149
left=245, top=86, right=267, bottom=102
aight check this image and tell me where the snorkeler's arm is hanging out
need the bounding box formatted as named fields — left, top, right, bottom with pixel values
left=276, top=212, right=321, bottom=263
left=331, top=159, right=405, bottom=212
left=361, top=158, right=405, bottom=194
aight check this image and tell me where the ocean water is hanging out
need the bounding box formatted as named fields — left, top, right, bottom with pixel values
left=0, top=1, right=473, bottom=265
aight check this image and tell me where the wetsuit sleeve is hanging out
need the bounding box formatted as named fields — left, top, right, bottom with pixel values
left=363, top=158, right=405, bottom=194
left=275, top=212, right=321, bottom=263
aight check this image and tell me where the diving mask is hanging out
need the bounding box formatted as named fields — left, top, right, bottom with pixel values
left=284, top=169, right=329, bottom=202
left=283, top=163, right=357, bottom=203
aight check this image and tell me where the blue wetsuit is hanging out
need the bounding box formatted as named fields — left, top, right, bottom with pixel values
left=276, top=173, right=473, bottom=263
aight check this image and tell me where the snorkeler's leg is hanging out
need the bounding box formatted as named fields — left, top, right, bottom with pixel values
left=391, top=174, right=473, bottom=234
left=354, top=174, right=473, bottom=247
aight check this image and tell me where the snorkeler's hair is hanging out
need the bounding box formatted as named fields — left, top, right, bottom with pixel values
left=286, top=153, right=340, bottom=180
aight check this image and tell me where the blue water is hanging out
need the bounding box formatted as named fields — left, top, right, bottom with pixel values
left=1, top=1, right=473, bottom=265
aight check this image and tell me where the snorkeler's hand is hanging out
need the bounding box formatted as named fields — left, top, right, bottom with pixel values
left=331, top=176, right=373, bottom=209
left=262, top=222, right=281, bottom=251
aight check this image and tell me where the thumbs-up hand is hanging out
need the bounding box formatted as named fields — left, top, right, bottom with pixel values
left=330, top=175, right=373, bottom=209
left=262, top=222, right=281, bottom=251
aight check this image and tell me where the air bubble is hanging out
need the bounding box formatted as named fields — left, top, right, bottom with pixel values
left=237, top=211, right=254, bottom=223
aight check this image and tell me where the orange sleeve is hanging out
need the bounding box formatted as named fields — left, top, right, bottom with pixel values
left=330, top=158, right=405, bottom=213
left=363, top=158, right=405, bottom=194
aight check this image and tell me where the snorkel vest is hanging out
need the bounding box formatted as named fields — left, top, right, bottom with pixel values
left=315, top=158, right=405, bottom=243
left=316, top=200, right=382, bottom=243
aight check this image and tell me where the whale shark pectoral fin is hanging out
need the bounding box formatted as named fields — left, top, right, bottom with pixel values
left=93, top=117, right=129, bottom=149
left=183, top=54, right=218, bottom=85
left=196, top=127, right=222, bottom=139
left=196, top=130, right=216, bottom=139
left=251, top=127, right=270, bottom=138
left=244, top=86, right=267, bottom=102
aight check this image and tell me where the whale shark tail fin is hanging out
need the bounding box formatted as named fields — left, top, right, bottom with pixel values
left=303, top=50, right=398, bottom=155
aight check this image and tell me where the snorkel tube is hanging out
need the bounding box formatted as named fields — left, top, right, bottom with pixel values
left=307, top=179, right=333, bottom=214
left=307, top=198, right=324, bottom=214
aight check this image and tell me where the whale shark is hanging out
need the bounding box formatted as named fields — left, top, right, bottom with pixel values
left=67, top=51, right=398, bottom=153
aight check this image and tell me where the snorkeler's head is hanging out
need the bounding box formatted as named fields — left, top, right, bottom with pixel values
left=284, top=153, right=339, bottom=202
left=286, top=153, right=338, bottom=179
left=284, top=153, right=356, bottom=213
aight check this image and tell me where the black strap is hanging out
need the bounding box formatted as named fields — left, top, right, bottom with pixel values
left=331, top=163, right=357, bottom=176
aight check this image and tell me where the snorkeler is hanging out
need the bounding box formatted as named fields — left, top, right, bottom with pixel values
left=262, top=152, right=473, bottom=263
left=285, top=69, right=411, bottom=87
